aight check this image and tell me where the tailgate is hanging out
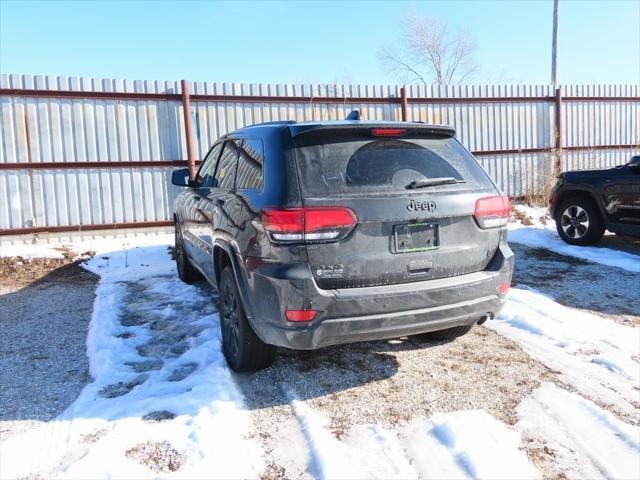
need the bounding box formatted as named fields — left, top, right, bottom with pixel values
left=292, top=128, right=504, bottom=289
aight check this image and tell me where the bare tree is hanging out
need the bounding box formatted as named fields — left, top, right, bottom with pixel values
left=379, top=14, right=477, bottom=85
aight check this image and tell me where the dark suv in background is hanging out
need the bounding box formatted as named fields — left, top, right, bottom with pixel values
left=172, top=119, right=514, bottom=372
left=549, top=155, right=640, bottom=245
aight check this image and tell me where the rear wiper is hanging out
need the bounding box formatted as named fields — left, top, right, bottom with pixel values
left=406, top=177, right=466, bottom=189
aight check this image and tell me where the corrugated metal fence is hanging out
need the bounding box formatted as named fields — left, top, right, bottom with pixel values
left=1, top=74, right=638, bottom=242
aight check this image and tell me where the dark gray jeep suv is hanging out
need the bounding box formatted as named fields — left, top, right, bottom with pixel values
left=172, top=120, right=514, bottom=372
left=549, top=155, right=640, bottom=245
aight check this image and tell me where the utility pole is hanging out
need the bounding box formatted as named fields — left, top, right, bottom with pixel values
left=551, top=0, right=559, bottom=85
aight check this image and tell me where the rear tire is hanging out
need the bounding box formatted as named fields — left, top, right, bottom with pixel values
left=218, top=266, right=276, bottom=372
left=175, top=224, right=201, bottom=284
left=419, top=324, right=473, bottom=341
left=555, top=197, right=605, bottom=246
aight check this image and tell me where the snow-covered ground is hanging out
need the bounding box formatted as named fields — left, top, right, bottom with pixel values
left=509, top=227, right=640, bottom=273
left=490, top=287, right=639, bottom=478
left=0, top=242, right=68, bottom=259
left=1, top=238, right=263, bottom=479
left=508, top=205, right=640, bottom=273
left=0, top=234, right=173, bottom=260
left=519, top=383, right=640, bottom=480
left=491, top=288, right=639, bottom=421
left=1, top=210, right=639, bottom=479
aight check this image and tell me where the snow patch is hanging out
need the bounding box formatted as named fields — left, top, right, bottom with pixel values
left=0, top=243, right=66, bottom=259
left=400, top=410, right=541, bottom=479
left=0, top=235, right=174, bottom=261
left=289, top=396, right=365, bottom=479
left=508, top=227, right=640, bottom=273
left=490, top=288, right=640, bottom=420
left=518, top=383, right=640, bottom=480
left=509, top=205, right=552, bottom=230
left=288, top=389, right=539, bottom=480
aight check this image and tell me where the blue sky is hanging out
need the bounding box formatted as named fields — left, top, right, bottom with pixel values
left=1, top=0, right=639, bottom=85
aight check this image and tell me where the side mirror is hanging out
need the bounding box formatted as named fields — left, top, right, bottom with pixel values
left=171, top=168, right=191, bottom=187
left=629, top=155, right=640, bottom=170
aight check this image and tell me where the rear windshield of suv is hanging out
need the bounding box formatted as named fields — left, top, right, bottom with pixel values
left=293, top=132, right=494, bottom=196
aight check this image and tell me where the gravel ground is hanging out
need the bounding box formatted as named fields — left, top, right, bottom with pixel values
left=241, top=327, right=557, bottom=479
left=125, top=440, right=184, bottom=473
left=241, top=328, right=554, bottom=428
left=0, top=258, right=98, bottom=441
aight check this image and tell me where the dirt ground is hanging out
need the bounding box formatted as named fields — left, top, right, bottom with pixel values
left=0, top=255, right=98, bottom=441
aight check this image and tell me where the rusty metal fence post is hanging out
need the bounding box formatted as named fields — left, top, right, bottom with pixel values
left=554, top=86, right=563, bottom=173
left=181, top=79, right=197, bottom=180
left=400, top=86, right=408, bottom=122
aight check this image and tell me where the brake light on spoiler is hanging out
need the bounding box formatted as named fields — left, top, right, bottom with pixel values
left=371, top=128, right=406, bottom=137
left=261, top=207, right=357, bottom=243
left=473, top=195, right=511, bottom=229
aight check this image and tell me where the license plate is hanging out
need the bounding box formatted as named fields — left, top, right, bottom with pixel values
left=394, top=223, right=439, bottom=253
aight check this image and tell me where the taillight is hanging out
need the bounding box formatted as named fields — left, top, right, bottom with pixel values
left=473, top=195, right=511, bottom=229
left=261, top=207, right=357, bottom=243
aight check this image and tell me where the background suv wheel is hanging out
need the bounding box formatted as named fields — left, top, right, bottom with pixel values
left=555, top=197, right=605, bottom=246
left=218, top=266, right=276, bottom=372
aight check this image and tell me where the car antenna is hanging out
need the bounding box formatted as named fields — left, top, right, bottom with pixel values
left=345, top=110, right=360, bottom=121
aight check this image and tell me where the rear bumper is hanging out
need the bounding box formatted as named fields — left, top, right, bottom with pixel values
left=263, top=295, right=501, bottom=349
left=237, top=241, right=513, bottom=350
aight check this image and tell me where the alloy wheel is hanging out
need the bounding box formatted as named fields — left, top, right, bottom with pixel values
left=560, top=205, right=590, bottom=239
left=221, top=281, right=240, bottom=358
left=175, top=229, right=186, bottom=273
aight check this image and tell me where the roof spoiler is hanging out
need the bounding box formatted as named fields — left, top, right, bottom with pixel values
left=290, top=123, right=456, bottom=138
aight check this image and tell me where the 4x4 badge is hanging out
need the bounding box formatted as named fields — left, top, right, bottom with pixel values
left=407, top=200, right=437, bottom=212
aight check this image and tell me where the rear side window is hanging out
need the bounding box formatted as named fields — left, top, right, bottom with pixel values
left=196, top=142, right=222, bottom=188
left=235, top=138, right=264, bottom=190
left=214, top=140, right=240, bottom=189
left=294, top=134, right=493, bottom=196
